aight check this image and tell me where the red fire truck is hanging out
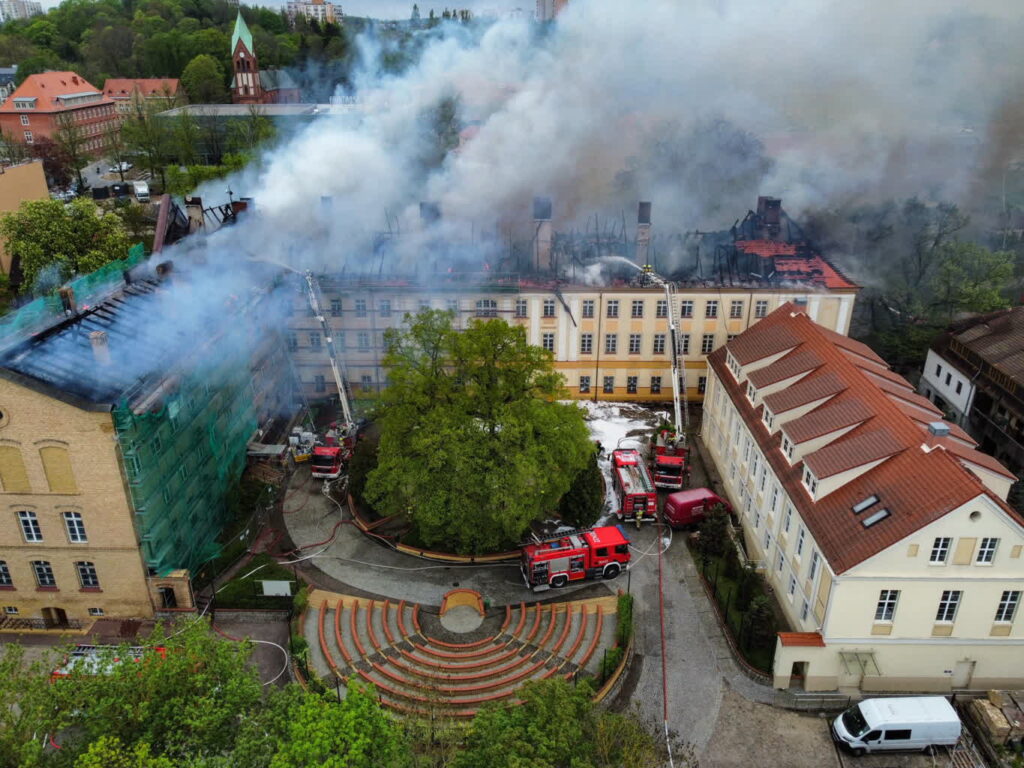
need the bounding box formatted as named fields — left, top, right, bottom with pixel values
left=310, top=446, right=344, bottom=479
left=521, top=525, right=631, bottom=591
left=611, top=448, right=657, bottom=525
left=50, top=644, right=167, bottom=682
left=651, top=429, right=689, bottom=490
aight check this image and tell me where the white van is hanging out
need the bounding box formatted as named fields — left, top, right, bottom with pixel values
left=133, top=181, right=150, bottom=203
left=832, top=697, right=961, bottom=756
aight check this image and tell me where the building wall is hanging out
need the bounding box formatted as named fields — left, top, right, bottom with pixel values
left=918, top=348, right=974, bottom=425
left=703, top=363, right=1024, bottom=693
left=0, top=377, right=154, bottom=623
left=0, top=99, right=118, bottom=156
left=0, top=160, right=48, bottom=274
left=288, top=284, right=857, bottom=405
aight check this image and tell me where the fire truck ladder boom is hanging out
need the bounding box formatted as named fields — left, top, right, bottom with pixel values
left=663, top=281, right=688, bottom=434
left=303, top=271, right=355, bottom=433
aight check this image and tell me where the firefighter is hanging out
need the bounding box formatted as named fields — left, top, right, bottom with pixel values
left=594, top=439, right=604, bottom=458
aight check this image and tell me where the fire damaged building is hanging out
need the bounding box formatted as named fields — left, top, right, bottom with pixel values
left=0, top=254, right=293, bottom=626
left=286, top=197, right=861, bottom=405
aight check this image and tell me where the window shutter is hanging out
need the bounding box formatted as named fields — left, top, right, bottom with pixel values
left=0, top=446, right=31, bottom=493
left=952, top=537, right=976, bottom=566
left=40, top=447, right=77, bottom=493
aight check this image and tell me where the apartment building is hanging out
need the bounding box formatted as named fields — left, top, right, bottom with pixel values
left=286, top=0, right=340, bottom=25
left=0, top=0, right=41, bottom=22
left=287, top=278, right=859, bottom=405
left=0, top=72, right=118, bottom=155
left=0, top=257, right=292, bottom=627
left=702, top=303, right=1024, bottom=692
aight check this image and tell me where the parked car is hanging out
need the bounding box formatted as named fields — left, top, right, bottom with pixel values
left=133, top=181, right=150, bottom=203
left=107, top=161, right=133, bottom=173
left=832, top=697, right=962, bottom=756
left=50, top=188, right=76, bottom=202
left=662, top=487, right=731, bottom=528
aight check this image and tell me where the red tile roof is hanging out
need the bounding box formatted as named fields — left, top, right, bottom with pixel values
left=748, top=348, right=823, bottom=388
left=762, top=371, right=845, bottom=415
left=103, top=78, right=179, bottom=99
left=778, top=632, right=826, bottom=647
left=929, top=437, right=1017, bottom=480
left=784, top=398, right=873, bottom=444
left=726, top=321, right=800, bottom=366
left=708, top=304, right=1021, bottom=574
left=0, top=72, right=112, bottom=113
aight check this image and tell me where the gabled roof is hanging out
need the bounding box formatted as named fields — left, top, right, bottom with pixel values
left=946, top=306, right=1024, bottom=382
left=708, top=304, right=1021, bottom=574
left=232, top=11, right=255, bottom=55
left=0, top=71, right=112, bottom=114
left=783, top=398, right=873, bottom=444
left=726, top=321, right=799, bottom=366
left=103, top=78, right=179, bottom=99
left=748, top=348, right=822, bottom=389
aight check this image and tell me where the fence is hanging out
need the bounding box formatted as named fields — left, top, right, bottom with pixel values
left=0, top=616, right=85, bottom=631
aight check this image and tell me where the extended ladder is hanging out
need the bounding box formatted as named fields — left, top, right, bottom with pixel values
left=303, top=271, right=355, bottom=435
left=663, top=281, right=689, bottom=434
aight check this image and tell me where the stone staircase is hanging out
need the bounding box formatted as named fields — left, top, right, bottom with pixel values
left=303, top=590, right=619, bottom=718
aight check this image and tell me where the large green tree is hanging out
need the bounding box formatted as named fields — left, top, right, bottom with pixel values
left=181, top=53, right=228, bottom=104
left=365, top=310, right=593, bottom=553
left=930, top=241, right=1013, bottom=322
left=0, top=198, right=131, bottom=291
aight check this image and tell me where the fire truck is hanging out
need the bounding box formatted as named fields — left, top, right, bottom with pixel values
left=651, top=428, right=690, bottom=490
left=521, top=525, right=631, bottom=591
left=50, top=644, right=167, bottom=682
left=309, top=423, right=354, bottom=479
left=611, top=448, right=657, bottom=525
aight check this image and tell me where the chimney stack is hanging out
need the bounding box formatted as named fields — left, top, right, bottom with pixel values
left=635, top=201, right=652, bottom=265
left=756, top=196, right=782, bottom=240
left=184, top=195, right=204, bottom=233
left=89, top=331, right=111, bottom=365
left=58, top=287, right=76, bottom=315
left=533, top=196, right=553, bottom=272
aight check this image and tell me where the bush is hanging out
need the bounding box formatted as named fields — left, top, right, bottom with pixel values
left=616, top=592, right=634, bottom=647
left=696, top=504, right=730, bottom=558
left=215, top=554, right=299, bottom=609
left=290, top=633, right=309, bottom=658
left=746, top=595, right=776, bottom=648
left=722, top=540, right=742, bottom=580
left=557, top=449, right=604, bottom=528
left=347, top=435, right=378, bottom=510
left=293, top=585, right=310, bottom=615
left=735, top=563, right=758, bottom=611
left=598, top=646, right=624, bottom=684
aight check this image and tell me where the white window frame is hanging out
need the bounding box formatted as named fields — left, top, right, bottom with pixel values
left=543, top=298, right=556, bottom=318
left=976, top=537, right=999, bottom=564
left=656, top=299, right=667, bottom=318
left=653, top=334, right=666, bottom=355
left=580, top=333, right=593, bottom=355
left=800, top=599, right=810, bottom=621
left=18, top=511, right=42, bottom=543
left=754, top=299, right=768, bottom=318
left=32, top=560, right=55, bottom=588
left=746, top=382, right=757, bottom=403
left=802, top=466, right=818, bottom=497
left=705, top=300, right=718, bottom=319
left=875, top=589, right=899, bottom=622
left=995, top=590, right=1020, bottom=623
left=701, top=333, right=715, bottom=355
left=606, top=300, right=619, bottom=319
left=579, top=376, right=590, bottom=394
left=0, top=560, right=11, bottom=587
left=582, top=299, right=594, bottom=318
left=929, top=537, right=952, bottom=565
left=630, top=299, right=644, bottom=318
left=541, top=332, right=555, bottom=353
left=808, top=550, right=819, bottom=580
left=781, top=434, right=794, bottom=462
left=63, top=511, right=87, bottom=543
left=76, top=561, right=99, bottom=589
left=730, top=299, right=743, bottom=318
left=628, top=334, right=642, bottom=354
left=762, top=407, right=774, bottom=431
left=796, top=526, right=805, bottom=556
left=604, top=334, right=617, bottom=354
left=19, top=114, right=28, bottom=126
left=787, top=575, right=796, bottom=598
left=783, top=504, right=791, bottom=532
left=935, top=590, right=961, bottom=623
left=680, top=300, right=693, bottom=318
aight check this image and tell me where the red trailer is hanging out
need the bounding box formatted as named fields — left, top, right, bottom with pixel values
left=651, top=429, right=689, bottom=490
left=521, top=525, right=631, bottom=591
left=611, top=448, right=657, bottom=525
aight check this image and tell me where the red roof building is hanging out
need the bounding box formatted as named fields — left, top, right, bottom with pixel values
left=102, top=78, right=182, bottom=116
left=0, top=71, right=118, bottom=156
left=703, top=303, right=1024, bottom=693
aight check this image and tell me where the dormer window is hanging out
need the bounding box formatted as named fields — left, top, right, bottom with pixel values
left=781, top=434, right=794, bottom=462
left=14, top=98, right=34, bottom=110
left=726, top=351, right=741, bottom=381
left=762, top=407, right=775, bottom=431
left=746, top=382, right=757, bottom=404
left=802, top=466, right=818, bottom=497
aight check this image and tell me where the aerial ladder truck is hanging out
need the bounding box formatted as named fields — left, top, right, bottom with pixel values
left=639, top=265, right=691, bottom=490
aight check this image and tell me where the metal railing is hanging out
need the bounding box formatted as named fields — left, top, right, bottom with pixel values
left=0, top=616, right=85, bottom=631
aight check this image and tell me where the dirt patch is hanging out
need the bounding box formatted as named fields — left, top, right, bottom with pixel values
left=701, top=687, right=839, bottom=768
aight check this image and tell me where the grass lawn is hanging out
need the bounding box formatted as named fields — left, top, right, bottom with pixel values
left=215, top=553, right=299, bottom=610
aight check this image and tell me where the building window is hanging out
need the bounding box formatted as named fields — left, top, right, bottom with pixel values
left=0, top=561, right=10, bottom=587
left=776, top=550, right=784, bottom=571
left=783, top=505, right=792, bottom=532
left=63, top=512, right=87, bottom=543
left=680, top=334, right=690, bottom=355
left=930, top=537, right=952, bottom=564
left=809, top=550, right=819, bottom=580
left=357, top=331, right=370, bottom=351
left=541, top=333, right=555, bottom=352
left=313, top=375, right=326, bottom=393
left=447, top=299, right=459, bottom=313
left=542, top=299, right=556, bottom=317
left=705, top=301, right=718, bottom=319
left=800, top=599, right=810, bottom=621
left=32, top=561, right=55, bottom=588
left=955, top=381, right=963, bottom=395
left=626, top=376, right=638, bottom=394
left=475, top=299, right=497, bottom=317
left=355, top=299, right=367, bottom=317
left=515, top=299, right=527, bottom=318
left=76, top=561, right=99, bottom=589
left=286, top=332, right=298, bottom=351
left=875, top=589, right=899, bottom=622
left=945, top=372, right=951, bottom=386
left=701, top=334, right=715, bottom=354
left=762, top=408, right=775, bottom=431
left=782, top=435, right=794, bottom=461
left=309, top=332, right=321, bottom=349
left=605, top=334, right=617, bottom=354
left=603, top=376, right=615, bottom=394
left=579, top=376, right=591, bottom=394
left=330, top=299, right=341, bottom=316
left=977, top=537, right=999, bottom=564
left=606, top=300, right=619, bottom=319
left=935, top=590, right=961, bottom=622
left=88, top=607, right=105, bottom=616
left=580, top=333, right=593, bottom=354
left=764, top=530, right=772, bottom=550
left=995, top=590, right=1021, bottom=623
left=935, top=363, right=942, bottom=377
left=631, top=300, right=644, bottom=318
left=18, top=511, right=42, bottom=543
left=23, top=131, right=33, bottom=143
left=650, top=376, right=661, bottom=395
left=754, top=509, right=762, bottom=529
left=698, top=376, right=707, bottom=394
left=759, top=466, right=768, bottom=492
left=629, top=334, right=642, bottom=354
left=802, top=467, right=818, bottom=497
left=796, top=526, right=805, bottom=556
left=680, top=300, right=693, bottom=318
left=653, top=334, right=665, bottom=354
left=360, top=375, right=373, bottom=390
left=20, top=114, right=28, bottom=126
left=754, top=300, right=768, bottom=318
left=656, top=299, right=667, bottom=318
left=3, top=606, right=17, bottom=615
left=787, top=575, right=796, bottom=597
left=730, top=300, right=743, bottom=318
left=582, top=300, right=594, bottom=318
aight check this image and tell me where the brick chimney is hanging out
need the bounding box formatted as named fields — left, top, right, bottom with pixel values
left=58, top=287, right=76, bottom=315
left=635, top=201, right=652, bottom=265
left=533, top=196, right=553, bottom=271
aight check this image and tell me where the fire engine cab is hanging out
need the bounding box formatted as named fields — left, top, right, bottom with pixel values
left=651, top=429, right=689, bottom=490
left=521, top=525, right=631, bottom=591
left=611, top=448, right=657, bottom=525
left=310, top=446, right=344, bottom=479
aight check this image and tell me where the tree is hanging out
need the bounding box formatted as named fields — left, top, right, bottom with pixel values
left=556, top=448, right=604, bottom=528
left=930, top=241, right=1013, bottom=322
left=745, top=594, right=776, bottom=649
left=74, top=737, right=175, bottom=768
left=365, top=310, right=593, bottom=554
left=122, top=102, right=172, bottom=186
left=171, top=109, right=201, bottom=166
left=695, top=504, right=730, bottom=559
left=53, top=111, right=89, bottom=191
left=104, top=119, right=132, bottom=183
left=0, top=198, right=131, bottom=290
left=226, top=104, right=277, bottom=156
left=180, top=53, right=227, bottom=104
left=30, top=136, right=75, bottom=189
left=0, top=643, right=63, bottom=768
left=0, top=129, right=30, bottom=165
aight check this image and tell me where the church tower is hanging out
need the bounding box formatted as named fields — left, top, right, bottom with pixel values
left=230, top=11, right=262, bottom=104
